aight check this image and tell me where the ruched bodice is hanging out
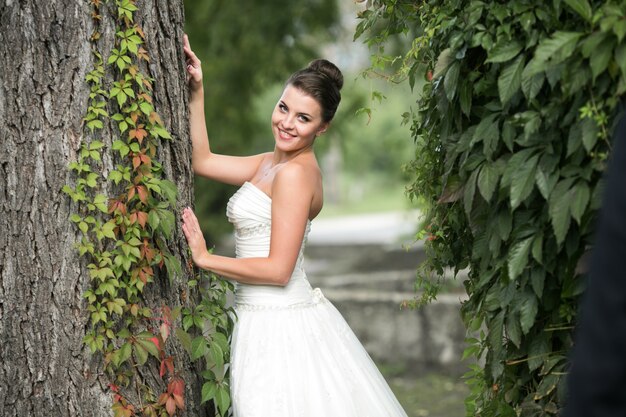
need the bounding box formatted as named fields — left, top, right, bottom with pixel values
left=226, top=181, right=313, bottom=307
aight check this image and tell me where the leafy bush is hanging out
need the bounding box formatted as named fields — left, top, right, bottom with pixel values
left=357, top=1, right=626, bottom=415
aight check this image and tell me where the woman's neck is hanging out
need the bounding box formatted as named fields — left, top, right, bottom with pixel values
left=271, top=145, right=313, bottom=165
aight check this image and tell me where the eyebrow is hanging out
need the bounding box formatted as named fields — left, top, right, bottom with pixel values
left=279, top=100, right=313, bottom=119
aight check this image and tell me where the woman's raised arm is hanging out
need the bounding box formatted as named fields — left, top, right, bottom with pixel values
left=184, top=34, right=266, bottom=185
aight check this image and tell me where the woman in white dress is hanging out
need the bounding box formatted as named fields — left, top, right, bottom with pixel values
left=181, top=34, right=408, bottom=416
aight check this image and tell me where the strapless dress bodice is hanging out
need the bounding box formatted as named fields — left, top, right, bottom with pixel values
left=226, top=181, right=313, bottom=308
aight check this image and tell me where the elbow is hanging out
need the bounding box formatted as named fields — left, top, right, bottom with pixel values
left=274, top=274, right=291, bottom=287
left=191, top=154, right=212, bottom=176
left=272, top=267, right=294, bottom=287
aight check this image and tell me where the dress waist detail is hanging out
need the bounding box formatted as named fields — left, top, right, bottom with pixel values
left=235, top=272, right=320, bottom=309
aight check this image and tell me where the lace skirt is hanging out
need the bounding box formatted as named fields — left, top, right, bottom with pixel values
left=230, top=287, right=408, bottom=417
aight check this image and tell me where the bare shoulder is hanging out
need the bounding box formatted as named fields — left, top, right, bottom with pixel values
left=272, top=159, right=321, bottom=198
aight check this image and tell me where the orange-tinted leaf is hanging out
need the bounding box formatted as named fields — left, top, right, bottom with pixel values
left=135, top=25, right=146, bottom=40
left=166, top=396, right=176, bottom=416
left=173, top=393, right=185, bottom=410
left=139, top=93, right=152, bottom=103
left=160, top=322, right=170, bottom=342
left=137, top=186, right=148, bottom=204
left=132, top=155, right=141, bottom=170
left=136, top=211, right=148, bottom=228
left=138, top=47, right=150, bottom=61
left=157, top=393, right=169, bottom=406
left=149, top=112, right=163, bottom=125
left=140, top=154, right=151, bottom=165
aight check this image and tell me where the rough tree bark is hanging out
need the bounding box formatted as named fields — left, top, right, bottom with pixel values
left=0, top=1, right=205, bottom=415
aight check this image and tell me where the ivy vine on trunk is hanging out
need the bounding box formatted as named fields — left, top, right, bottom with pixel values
left=356, top=1, right=625, bottom=415
left=65, top=1, right=236, bottom=416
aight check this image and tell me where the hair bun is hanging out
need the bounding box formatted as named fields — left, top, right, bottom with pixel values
left=307, top=59, right=344, bottom=91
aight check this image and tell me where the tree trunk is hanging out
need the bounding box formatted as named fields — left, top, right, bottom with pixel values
left=0, top=1, right=204, bottom=415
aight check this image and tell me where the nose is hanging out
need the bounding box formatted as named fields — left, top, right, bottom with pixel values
left=280, top=113, right=295, bottom=130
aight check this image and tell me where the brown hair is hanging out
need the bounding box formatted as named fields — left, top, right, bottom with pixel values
left=285, top=59, right=343, bottom=123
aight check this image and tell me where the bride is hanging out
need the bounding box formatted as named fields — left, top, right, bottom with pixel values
left=181, top=34, right=408, bottom=416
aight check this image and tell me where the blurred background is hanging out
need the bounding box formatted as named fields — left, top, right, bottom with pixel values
left=184, top=1, right=469, bottom=415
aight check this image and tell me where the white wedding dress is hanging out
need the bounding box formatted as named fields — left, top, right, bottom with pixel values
left=227, top=181, right=408, bottom=417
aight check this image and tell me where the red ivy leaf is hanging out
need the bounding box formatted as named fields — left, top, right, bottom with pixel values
left=169, top=377, right=185, bottom=397
left=149, top=336, right=161, bottom=351
left=159, top=359, right=167, bottom=378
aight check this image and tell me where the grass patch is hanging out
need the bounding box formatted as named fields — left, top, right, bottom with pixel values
left=383, top=370, right=469, bottom=417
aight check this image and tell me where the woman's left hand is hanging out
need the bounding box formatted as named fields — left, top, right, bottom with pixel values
left=181, top=207, right=208, bottom=268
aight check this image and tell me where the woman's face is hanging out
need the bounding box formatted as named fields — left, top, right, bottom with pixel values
left=271, top=85, right=328, bottom=154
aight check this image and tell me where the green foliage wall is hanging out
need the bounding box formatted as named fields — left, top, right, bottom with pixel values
left=183, top=0, right=339, bottom=238
left=357, top=1, right=626, bottom=415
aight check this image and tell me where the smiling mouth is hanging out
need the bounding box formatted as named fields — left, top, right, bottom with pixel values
left=278, top=128, right=296, bottom=139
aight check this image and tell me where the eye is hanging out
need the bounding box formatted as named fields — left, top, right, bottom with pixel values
left=278, top=103, right=287, bottom=112
left=298, top=115, right=310, bottom=122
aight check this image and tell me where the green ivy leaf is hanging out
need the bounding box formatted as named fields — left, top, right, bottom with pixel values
left=136, top=336, right=160, bottom=358
left=157, top=208, right=175, bottom=238
left=506, top=311, right=522, bottom=348
left=486, top=41, right=523, bottom=63
left=589, top=37, right=614, bottom=80
left=117, top=342, right=132, bottom=367
left=531, top=234, right=544, bottom=265
left=581, top=117, right=599, bottom=151
left=210, top=342, right=224, bottom=370
left=444, top=61, right=460, bottom=101
left=459, top=81, right=472, bottom=116
left=498, top=55, right=524, bottom=105
left=464, top=169, right=479, bottom=216
left=508, top=237, right=533, bottom=280
left=570, top=182, right=590, bottom=224
left=548, top=178, right=576, bottom=245
left=191, top=336, right=208, bottom=361
left=201, top=381, right=218, bottom=404
left=563, top=0, right=593, bottom=22
left=510, top=154, right=539, bottom=209
left=519, top=290, right=539, bottom=335
left=496, top=210, right=512, bottom=241
left=471, top=114, right=499, bottom=152
left=530, top=268, right=545, bottom=298
left=216, top=385, right=231, bottom=415
left=521, top=71, right=544, bottom=101
left=477, top=162, right=499, bottom=202
left=158, top=179, right=178, bottom=205
left=488, top=310, right=505, bottom=379
left=175, top=328, right=193, bottom=354
left=528, top=332, right=550, bottom=371
left=151, top=125, right=172, bottom=139
left=134, top=342, right=148, bottom=365
left=524, top=31, right=582, bottom=78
